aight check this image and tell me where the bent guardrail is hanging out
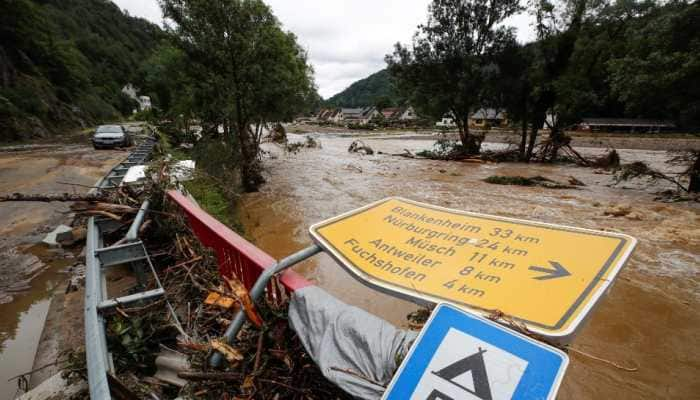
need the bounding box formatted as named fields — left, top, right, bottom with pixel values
left=165, top=190, right=320, bottom=367
left=166, top=190, right=314, bottom=296
left=85, top=137, right=158, bottom=398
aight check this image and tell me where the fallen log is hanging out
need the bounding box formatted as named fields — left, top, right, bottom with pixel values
left=0, top=192, right=109, bottom=203
left=94, top=202, right=139, bottom=213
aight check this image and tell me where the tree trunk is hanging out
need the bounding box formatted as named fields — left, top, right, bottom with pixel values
left=519, top=118, right=528, bottom=161
left=688, top=152, right=700, bottom=193
left=547, top=125, right=571, bottom=162
left=236, top=125, right=265, bottom=192
left=526, top=122, right=538, bottom=161
left=458, top=118, right=482, bottom=155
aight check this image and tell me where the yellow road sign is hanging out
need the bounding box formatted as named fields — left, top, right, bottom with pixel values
left=309, top=197, right=636, bottom=339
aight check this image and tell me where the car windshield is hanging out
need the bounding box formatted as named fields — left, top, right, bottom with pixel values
left=96, top=125, right=123, bottom=133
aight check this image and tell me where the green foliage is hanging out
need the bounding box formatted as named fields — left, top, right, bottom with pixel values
left=182, top=175, right=243, bottom=232
left=107, top=315, right=159, bottom=373
left=325, top=69, right=400, bottom=108
left=161, top=0, right=316, bottom=191
left=0, top=0, right=165, bottom=140
left=607, top=2, right=700, bottom=128
left=138, top=43, right=192, bottom=117
left=387, top=0, right=520, bottom=154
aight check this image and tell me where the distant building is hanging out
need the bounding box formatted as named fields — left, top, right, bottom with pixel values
left=138, top=96, right=151, bottom=111
left=397, top=106, right=417, bottom=121
left=436, top=114, right=457, bottom=128
left=317, top=108, right=342, bottom=123
left=577, top=118, right=675, bottom=133
left=469, top=108, right=508, bottom=128
left=381, top=106, right=418, bottom=122
left=342, top=107, right=379, bottom=125
left=122, top=84, right=152, bottom=112
left=381, top=107, right=401, bottom=120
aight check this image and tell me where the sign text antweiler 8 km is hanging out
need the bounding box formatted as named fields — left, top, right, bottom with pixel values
left=310, top=198, right=636, bottom=339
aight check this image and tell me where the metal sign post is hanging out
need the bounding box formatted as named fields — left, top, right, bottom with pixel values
left=310, top=197, right=637, bottom=341
left=382, top=304, right=569, bottom=400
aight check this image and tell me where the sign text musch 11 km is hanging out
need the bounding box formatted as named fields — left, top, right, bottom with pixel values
left=310, top=198, right=637, bottom=340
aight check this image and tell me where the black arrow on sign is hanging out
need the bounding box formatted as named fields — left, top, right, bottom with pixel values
left=529, top=261, right=571, bottom=280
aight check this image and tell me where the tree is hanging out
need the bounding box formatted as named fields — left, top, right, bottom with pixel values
left=521, top=0, right=646, bottom=162
left=608, top=1, right=700, bottom=129
left=160, top=0, right=316, bottom=191
left=387, top=0, right=520, bottom=154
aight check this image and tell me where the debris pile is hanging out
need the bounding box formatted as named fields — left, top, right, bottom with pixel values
left=68, top=162, right=352, bottom=399
left=269, top=123, right=287, bottom=144
left=484, top=175, right=579, bottom=189
left=286, top=136, right=320, bottom=153
left=348, top=140, right=374, bottom=155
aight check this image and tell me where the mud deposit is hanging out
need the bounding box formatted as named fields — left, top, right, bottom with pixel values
left=241, top=133, right=699, bottom=399
left=0, top=144, right=124, bottom=400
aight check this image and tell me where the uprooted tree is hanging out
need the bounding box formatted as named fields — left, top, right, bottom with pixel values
left=616, top=150, right=700, bottom=194
left=386, top=0, right=520, bottom=155
left=160, top=0, right=317, bottom=191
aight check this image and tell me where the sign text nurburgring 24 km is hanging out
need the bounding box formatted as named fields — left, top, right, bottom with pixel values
left=310, top=197, right=637, bottom=339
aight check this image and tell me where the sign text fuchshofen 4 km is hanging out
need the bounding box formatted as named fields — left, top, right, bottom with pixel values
left=310, top=198, right=637, bottom=340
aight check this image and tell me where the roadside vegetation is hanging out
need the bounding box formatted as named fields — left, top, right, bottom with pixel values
left=139, top=0, right=319, bottom=192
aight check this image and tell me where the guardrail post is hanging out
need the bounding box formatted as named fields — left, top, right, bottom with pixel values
left=209, top=244, right=323, bottom=367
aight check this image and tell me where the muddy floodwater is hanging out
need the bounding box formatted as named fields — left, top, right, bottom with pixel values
left=0, top=144, right=124, bottom=400
left=241, top=133, right=699, bottom=399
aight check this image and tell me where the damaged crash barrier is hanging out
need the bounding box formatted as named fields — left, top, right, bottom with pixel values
left=166, top=190, right=420, bottom=399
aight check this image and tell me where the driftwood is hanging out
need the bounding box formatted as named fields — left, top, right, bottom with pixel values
left=0, top=192, right=109, bottom=202
left=379, top=149, right=416, bottom=158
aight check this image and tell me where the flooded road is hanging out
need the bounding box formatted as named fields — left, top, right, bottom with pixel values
left=241, top=133, right=699, bottom=399
left=0, top=144, right=124, bottom=400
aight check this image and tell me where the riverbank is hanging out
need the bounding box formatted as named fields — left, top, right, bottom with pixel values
left=288, top=123, right=700, bottom=152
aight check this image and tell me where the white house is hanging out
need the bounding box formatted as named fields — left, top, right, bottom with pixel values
left=397, top=106, right=417, bottom=121
left=138, top=96, right=152, bottom=111
left=436, top=113, right=456, bottom=128
left=342, top=107, right=379, bottom=125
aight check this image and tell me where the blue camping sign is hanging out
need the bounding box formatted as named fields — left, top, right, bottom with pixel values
left=383, top=304, right=569, bottom=400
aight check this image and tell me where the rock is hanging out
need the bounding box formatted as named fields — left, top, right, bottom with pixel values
left=42, top=225, right=73, bottom=247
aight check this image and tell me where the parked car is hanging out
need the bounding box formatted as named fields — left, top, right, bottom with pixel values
left=92, top=125, right=132, bottom=149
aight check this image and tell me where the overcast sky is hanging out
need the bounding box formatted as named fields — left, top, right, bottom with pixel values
left=113, top=0, right=535, bottom=98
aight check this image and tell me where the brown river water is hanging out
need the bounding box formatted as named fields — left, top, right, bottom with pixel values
left=241, top=133, right=699, bottom=399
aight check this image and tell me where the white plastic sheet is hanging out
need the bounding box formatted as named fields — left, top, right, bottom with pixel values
left=288, top=286, right=418, bottom=399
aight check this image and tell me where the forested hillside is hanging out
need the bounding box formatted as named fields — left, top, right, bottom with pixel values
left=0, top=0, right=164, bottom=141
left=324, top=69, right=401, bottom=108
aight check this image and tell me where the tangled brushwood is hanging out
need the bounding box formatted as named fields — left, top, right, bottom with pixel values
left=73, top=161, right=351, bottom=399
